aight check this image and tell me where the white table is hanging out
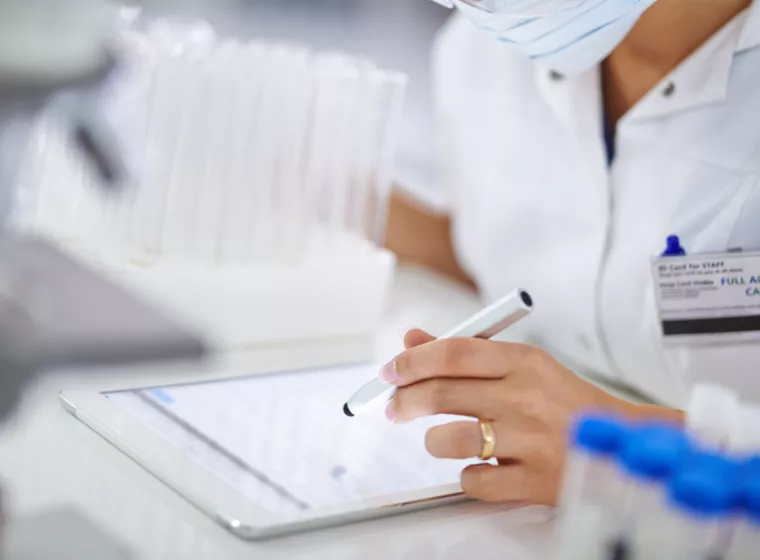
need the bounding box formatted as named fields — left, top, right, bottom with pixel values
left=0, top=265, right=557, bottom=560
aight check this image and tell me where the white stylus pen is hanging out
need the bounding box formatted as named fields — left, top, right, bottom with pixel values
left=343, top=288, right=534, bottom=417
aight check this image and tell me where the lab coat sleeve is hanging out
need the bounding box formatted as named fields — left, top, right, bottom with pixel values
left=389, top=15, right=466, bottom=213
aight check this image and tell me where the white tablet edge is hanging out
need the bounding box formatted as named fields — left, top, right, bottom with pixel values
left=59, top=382, right=470, bottom=540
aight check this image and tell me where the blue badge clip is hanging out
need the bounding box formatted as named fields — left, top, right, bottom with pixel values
left=662, top=235, right=686, bottom=257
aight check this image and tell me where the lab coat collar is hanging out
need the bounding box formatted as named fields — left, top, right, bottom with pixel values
left=534, top=2, right=760, bottom=126
left=625, top=3, right=760, bottom=122
left=738, top=0, right=760, bottom=52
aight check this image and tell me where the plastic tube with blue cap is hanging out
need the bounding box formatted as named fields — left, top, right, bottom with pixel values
left=727, top=457, right=760, bottom=560
left=554, top=413, right=633, bottom=560
left=728, top=404, right=760, bottom=456
left=687, top=383, right=739, bottom=450
left=612, top=424, right=691, bottom=559
left=661, top=452, right=739, bottom=559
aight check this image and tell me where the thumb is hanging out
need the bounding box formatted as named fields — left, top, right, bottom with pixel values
left=403, top=329, right=436, bottom=349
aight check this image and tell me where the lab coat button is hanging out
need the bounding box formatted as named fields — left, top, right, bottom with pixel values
left=549, top=70, right=565, bottom=81
left=577, top=335, right=594, bottom=352
left=663, top=82, right=676, bottom=97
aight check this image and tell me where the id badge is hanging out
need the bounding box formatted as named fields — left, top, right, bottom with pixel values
left=652, top=251, right=760, bottom=345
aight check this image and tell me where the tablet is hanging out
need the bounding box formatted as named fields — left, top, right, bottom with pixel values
left=60, top=362, right=479, bottom=539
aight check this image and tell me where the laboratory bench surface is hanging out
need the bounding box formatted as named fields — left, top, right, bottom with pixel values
left=0, top=265, right=556, bottom=560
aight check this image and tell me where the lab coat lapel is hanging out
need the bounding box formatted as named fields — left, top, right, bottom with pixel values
left=534, top=65, right=602, bottom=134
left=534, top=64, right=610, bottom=220
left=738, top=1, right=760, bottom=53
left=625, top=6, right=760, bottom=123
left=535, top=64, right=609, bottom=167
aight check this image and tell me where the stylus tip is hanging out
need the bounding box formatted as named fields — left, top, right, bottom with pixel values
left=343, top=403, right=354, bottom=417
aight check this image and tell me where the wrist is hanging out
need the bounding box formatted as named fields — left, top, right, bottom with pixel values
left=616, top=399, right=686, bottom=425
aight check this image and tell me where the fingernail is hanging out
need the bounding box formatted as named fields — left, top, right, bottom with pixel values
left=379, top=361, right=398, bottom=383
left=385, top=401, right=396, bottom=423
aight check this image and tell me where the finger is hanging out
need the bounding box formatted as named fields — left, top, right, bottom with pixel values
left=390, top=378, right=506, bottom=423
left=460, top=463, right=533, bottom=503
left=403, top=329, right=436, bottom=349
left=388, top=338, right=535, bottom=387
left=425, top=420, right=530, bottom=460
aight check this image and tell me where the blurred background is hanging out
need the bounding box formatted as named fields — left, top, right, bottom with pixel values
left=139, top=0, right=451, bottom=199
left=6, top=0, right=456, bottom=348
left=0, top=3, right=473, bottom=558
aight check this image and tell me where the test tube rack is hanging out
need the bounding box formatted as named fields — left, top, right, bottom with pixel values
left=10, top=18, right=407, bottom=350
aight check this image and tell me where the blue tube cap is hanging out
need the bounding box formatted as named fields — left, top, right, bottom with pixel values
left=619, top=424, right=690, bottom=481
left=571, top=412, right=631, bottom=457
left=683, top=451, right=740, bottom=478
left=742, top=479, right=760, bottom=522
left=668, top=454, right=738, bottom=518
left=736, top=456, right=760, bottom=519
left=662, top=235, right=687, bottom=257
left=739, top=456, right=760, bottom=479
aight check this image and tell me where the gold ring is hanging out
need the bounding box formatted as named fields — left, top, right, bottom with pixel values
left=478, top=420, right=496, bottom=461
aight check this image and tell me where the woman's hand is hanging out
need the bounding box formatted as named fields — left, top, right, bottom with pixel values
left=384, top=330, right=676, bottom=506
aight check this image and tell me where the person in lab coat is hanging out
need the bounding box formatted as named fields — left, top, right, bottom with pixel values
left=383, top=0, right=760, bottom=505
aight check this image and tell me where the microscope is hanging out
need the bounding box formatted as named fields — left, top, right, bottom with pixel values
left=0, top=1, right=207, bottom=556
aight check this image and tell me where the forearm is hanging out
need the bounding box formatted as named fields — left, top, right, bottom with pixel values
left=384, top=190, right=475, bottom=288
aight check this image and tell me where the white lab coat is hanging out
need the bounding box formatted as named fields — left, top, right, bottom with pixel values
left=433, top=4, right=760, bottom=408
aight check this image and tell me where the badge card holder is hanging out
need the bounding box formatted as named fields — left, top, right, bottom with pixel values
left=652, top=237, right=760, bottom=346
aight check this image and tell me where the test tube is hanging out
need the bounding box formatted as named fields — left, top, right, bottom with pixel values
left=345, top=60, right=378, bottom=245
left=727, top=457, right=760, bottom=560
left=729, top=404, right=760, bottom=456
left=159, top=46, right=212, bottom=262
left=268, top=45, right=312, bottom=263
left=9, top=118, right=48, bottom=233
left=140, top=47, right=187, bottom=260
left=192, top=40, right=241, bottom=265
left=58, top=119, right=100, bottom=252
left=217, top=42, right=267, bottom=264
left=0, top=115, right=33, bottom=231
left=262, top=44, right=316, bottom=262
left=114, top=37, right=160, bottom=263
left=362, top=69, right=407, bottom=247
left=661, top=453, right=739, bottom=560
left=319, top=53, right=361, bottom=254
left=554, top=413, right=633, bottom=560
left=612, top=424, right=691, bottom=560
left=687, top=384, right=739, bottom=450
left=213, top=40, right=255, bottom=262
left=246, top=44, right=283, bottom=263
left=299, top=53, right=341, bottom=255
left=27, top=120, right=69, bottom=239
left=85, top=45, right=151, bottom=262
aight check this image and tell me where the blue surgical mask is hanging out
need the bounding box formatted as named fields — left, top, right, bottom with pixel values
left=435, top=0, right=658, bottom=75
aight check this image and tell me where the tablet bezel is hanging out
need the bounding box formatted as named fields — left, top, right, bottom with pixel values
left=59, top=360, right=470, bottom=540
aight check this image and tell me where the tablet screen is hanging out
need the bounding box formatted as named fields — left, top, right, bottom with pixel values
left=106, top=364, right=477, bottom=514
